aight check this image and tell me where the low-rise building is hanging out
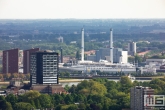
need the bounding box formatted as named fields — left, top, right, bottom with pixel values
left=146, top=59, right=165, bottom=65
left=30, top=84, right=66, bottom=94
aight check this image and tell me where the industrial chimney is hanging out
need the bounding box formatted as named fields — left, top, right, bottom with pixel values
left=60, top=48, right=63, bottom=63
left=110, top=28, right=113, bottom=63
left=81, top=28, right=84, bottom=61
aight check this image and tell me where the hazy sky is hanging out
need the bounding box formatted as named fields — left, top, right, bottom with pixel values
left=0, top=0, right=165, bottom=19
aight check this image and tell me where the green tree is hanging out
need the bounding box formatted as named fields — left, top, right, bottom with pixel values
left=65, top=72, right=70, bottom=77
left=11, top=73, right=19, bottom=79
left=102, top=97, right=111, bottom=110
left=14, top=102, right=33, bottom=110
left=38, top=94, right=53, bottom=109
left=30, top=100, right=36, bottom=108
left=92, top=78, right=108, bottom=84
left=75, top=94, right=85, bottom=103
left=25, top=73, right=30, bottom=80
left=5, top=102, right=13, bottom=110
left=23, top=90, right=41, bottom=102
left=19, top=73, right=25, bottom=79
left=0, top=96, right=12, bottom=110
left=134, top=54, right=142, bottom=63
left=120, top=76, right=133, bottom=92
left=149, top=78, right=165, bottom=94
left=64, top=84, right=70, bottom=91
left=0, top=73, right=3, bottom=79
left=105, top=81, right=117, bottom=92
left=76, top=50, right=80, bottom=60
left=68, top=85, right=76, bottom=93
left=4, top=73, right=11, bottom=80
left=121, top=95, right=130, bottom=108
left=55, top=104, right=62, bottom=110
left=78, top=103, right=86, bottom=110
left=106, top=89, right=118, bottom=99
left=64, top=94, right=73, bottom=104
left=67, top=104, right=78, bottom=110
left=34, top=99, right=41, bottom=109
left=115, top=92, right=130, bottom=109
left=53, top=94, right=63, bottom=105
left=128, top=56, right=135, bottom=63
left=76, top=80, right=107, bottom=96
left=59, top=71, right=65, bottom=77
left=5, top=94, right=18, bottom=108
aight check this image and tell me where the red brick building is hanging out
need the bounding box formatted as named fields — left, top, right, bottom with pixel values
left=30, top=84, right=66, bottom=94
left=3, top=48, right=19, bottom=74
left=23, top=48, right=39, bottom=74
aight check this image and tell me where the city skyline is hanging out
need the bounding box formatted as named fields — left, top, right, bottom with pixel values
left=0, top=0, right=165, bottom=19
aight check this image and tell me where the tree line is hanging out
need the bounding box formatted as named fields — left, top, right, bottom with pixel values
left=1, top=77, right=165, bottom=110
left=0, top=73, right=30, bottom=81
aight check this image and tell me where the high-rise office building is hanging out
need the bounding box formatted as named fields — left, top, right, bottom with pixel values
left=128, top=42, right=136, bottom=56
left=23, top=48, right=39, bottom=74
left=3, top=48, right=19, bottom=74
left=30, top=50, right=59, bottom=85
left=130, top=86, right=154, bottom=110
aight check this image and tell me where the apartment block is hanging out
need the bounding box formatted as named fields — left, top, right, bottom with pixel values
left=3, top=48, right=19, bottom=74
left=23, top=48, right=39, bottom=74
left=130, top=86, right=154, bottom=110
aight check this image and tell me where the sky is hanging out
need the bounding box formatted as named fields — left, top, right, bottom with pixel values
left=0, top=0, right=165, bottom=19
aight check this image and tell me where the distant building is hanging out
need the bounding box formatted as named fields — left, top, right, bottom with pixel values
left=87, top=48, right=128, bottom=63
left=70, top=41, right=77, bottom=44
left=30, top=50, right=59, bottom=85
left=0, top=51, right=3, bottom=66
left=57, top=36, right=63, bottom=43
left=84, top=50, right=96, bottom=56
left=3, top=48, right=19, bottom=74
left=146, top=59, right=165, bottom=65
left=23, top=48, right=40, bottom=74
left=30, top=84, right=66, bottom=94
left=87, top=55, right=96, bottom=62
left=128, top=42, right=136, bottom=56
left=130, top=86, right=154, bottom=110
left=5, top=87, right=28, bottom=96
left=9, top=80, right=21, bottom=87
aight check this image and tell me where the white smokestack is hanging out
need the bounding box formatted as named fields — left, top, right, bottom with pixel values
left=81, top=28, right=84, bottom=61
left=110, top=28, right=113, bottom=63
